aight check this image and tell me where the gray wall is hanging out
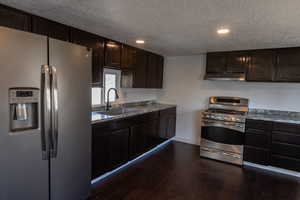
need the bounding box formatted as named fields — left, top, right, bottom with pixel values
left=158, top=55, right=300, bottom=145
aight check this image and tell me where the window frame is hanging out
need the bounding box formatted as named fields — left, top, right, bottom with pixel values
left=102, top=68, right=121, bottom=104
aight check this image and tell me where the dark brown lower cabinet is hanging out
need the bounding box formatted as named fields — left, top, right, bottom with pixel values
left=159, top=107, right=176, bottom=139
left=271, top=154, right=300, bottom=172
left=92, top=108, right=176, bottom=179
left=129, top=119, right=159, bottom=159
left=92, top=130, right=110, bottom=179
left=244, top=146, right=269, bottom=165
left=108, top=128, right=129, bottom=169
left=146, top=119, right=160, bottom=149
left=244, top=119, right=300, bottom=172
left=244, top=119, right=271, bottom=165
left=130, top=123, right=148, bottom=159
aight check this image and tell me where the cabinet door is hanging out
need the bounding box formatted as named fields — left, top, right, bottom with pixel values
left=206, top=52, right=227, bottom=73
left=167, top=111, right=176, bottom=138
left=226, top=51, right=249, bottom=73
left=275, top=48, right=300, bottom=82
left=132, top=50, right=147, bottom=88
left=159, top=107, right=177, bottom=139
left=130, top=123, right=148, bottom=159
left=146, top=53, right=158, bottom=88
left=247, top=50, right=275, bottom=81
left=121, top=70, right=134, bottom=88
left=120, top=45, right=138, bottom=88
left=121, top=45, right=137, bottom=69
left=70, top=28, right=105, bottom=85
left=271, top=154, right=300, bottom=172
left=108, top=128, right=129, bottom=170
left=70, top=28, right=98, bottom=47
left=244, top=146, right=270, bottom=165
left=92, top=44, right=105, bottom=85
left=92, top=129, right=110, bottom=179
left=145, top=120, right=160, bottom=149
left=0, top=5, right=31, bottom=31
left=156, top=55, right=164, bottom=88
left=32, top=16, right=70, bottom=41
left=105, top=41, right=121, bottom=67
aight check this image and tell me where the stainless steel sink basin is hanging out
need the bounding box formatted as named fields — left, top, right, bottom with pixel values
left=96, top=107, right=140, bottom=116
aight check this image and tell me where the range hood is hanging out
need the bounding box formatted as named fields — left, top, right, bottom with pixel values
left=204, top=73, right=246, bottom=81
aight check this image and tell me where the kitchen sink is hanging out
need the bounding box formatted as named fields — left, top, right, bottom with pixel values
left=96, top=107, right=140, bottom=116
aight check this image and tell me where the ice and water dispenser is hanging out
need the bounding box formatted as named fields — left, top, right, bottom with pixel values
left=9, top=88, right=39, bottom=132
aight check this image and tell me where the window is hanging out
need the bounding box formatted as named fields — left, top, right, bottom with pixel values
left=91, top=68, right=121, bottom=107
left=91, top=87, right=102, bottom=106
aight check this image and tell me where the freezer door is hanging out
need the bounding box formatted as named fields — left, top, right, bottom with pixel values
left=49, top=38, right=92, bottom=200
left=0, top=27, right=49, bottom=200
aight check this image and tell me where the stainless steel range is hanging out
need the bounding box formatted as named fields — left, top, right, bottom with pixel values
left=200, top=96, right=249, bottom=165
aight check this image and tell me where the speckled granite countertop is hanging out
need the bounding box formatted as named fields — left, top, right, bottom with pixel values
left=92, top=102, right=176, bottom=124
left=247, top=109, right=300, bottom=124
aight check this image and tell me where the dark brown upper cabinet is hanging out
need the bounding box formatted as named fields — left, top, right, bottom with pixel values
left=70, top=28, right=105, bottom=85
left=31, top=16, right=70, bottom=42
left=206, top=47, right=300, bottom=82
left=121, top=49, right=148, bottom=88
left=156, top=55, right=164, bottom=88
left=274, top=48, right=300, bottom=82
left=105, top=41, right=122, bottom=68
left=133, top=50, right=148, bottom=88
left=247, top=50, right=275, bottom=82
left=206, top=51, right=248, bottom=74
left=146, top=53, right=164, bottom=88
left=226, top=51, right=249, bottom=73
left=0, top=5, right=31, bottom=31
left=121, top=45, right=137, bottom=69
left=147, top=53, right=158, bottom=88
left=206, top=52, right=227, bottom=73
left=121, top=48, right=164, bottom=89
left=0, top=4, right=165, bottom=87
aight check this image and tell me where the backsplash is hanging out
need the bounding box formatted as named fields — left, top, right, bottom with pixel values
left=114, top=88, right=160, bottom=104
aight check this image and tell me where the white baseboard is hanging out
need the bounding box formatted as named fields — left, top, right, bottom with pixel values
left=243, top=161, right=300, bottom=178
left=173, top=136, right=200, bottom=145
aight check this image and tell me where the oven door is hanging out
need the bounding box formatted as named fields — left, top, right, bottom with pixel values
left=201, top=119, right=244, bottom=145
left=200, top=119, right=244, bottom=165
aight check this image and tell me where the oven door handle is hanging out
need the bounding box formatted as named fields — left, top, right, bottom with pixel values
left=202, top=119, right=244, bottom=133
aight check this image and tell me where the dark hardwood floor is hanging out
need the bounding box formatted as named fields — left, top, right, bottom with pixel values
left=90, top=141, right=300, bottom=200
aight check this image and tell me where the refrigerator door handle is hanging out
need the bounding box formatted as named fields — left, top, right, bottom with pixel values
left=41, top=65, right=52, bottom=160
left=50, top=66, right=58, bottom=158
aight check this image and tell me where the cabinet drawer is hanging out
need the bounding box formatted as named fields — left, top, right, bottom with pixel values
left=271, top=154, right=300, bottom=172
left=245, top=133, right=269, bottom=149
left=272, top=131, right=300, bottom=145
left=272, top=142, right=300, bottom=159
left=243, top=146, right=269, bottom=165
left=246, top=119, right=272, bottom=131
left=272, top=122, right=300, bottom=134
left=160, top=107, right=176, bottom=117
left=93, top=111, right=159, bottom=132
left=246, top=128, right=269, bottom=136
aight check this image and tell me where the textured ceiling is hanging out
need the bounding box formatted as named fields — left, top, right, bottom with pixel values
left=1, top=0, right=300, bottom=55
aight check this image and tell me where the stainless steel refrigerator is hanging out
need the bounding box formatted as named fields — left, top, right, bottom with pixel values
left=0, top=27, right=92, bottom=200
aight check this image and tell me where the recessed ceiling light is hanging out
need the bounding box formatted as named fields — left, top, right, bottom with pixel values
left=217, top=28, right=230, bottom=34
left=136, top=40, right=145, bottom=44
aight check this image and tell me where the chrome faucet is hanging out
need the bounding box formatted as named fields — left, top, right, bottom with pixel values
left=106, top=88, right=119, bottom=111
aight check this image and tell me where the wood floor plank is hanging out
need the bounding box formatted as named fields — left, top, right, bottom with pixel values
left=90, top=141, right=300, bottom=200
